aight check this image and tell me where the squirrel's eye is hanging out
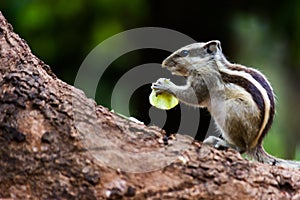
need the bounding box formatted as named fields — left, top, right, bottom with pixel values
left=179, top=50, right=189, bottom=57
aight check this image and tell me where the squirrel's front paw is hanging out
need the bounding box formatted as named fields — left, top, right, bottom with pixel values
left=151, top=78, right=174, bottom=95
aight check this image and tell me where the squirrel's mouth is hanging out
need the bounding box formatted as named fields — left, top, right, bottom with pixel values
left=162, top=57, right=176, bottom=68
left=162, top=58, right=189, bottom=77
left=172, top=69, right=189, bottom=77
left=166, top=65, right=189, bottom=77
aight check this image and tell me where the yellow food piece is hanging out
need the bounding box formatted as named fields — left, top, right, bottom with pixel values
left=149, top=89, right=179, bottom=110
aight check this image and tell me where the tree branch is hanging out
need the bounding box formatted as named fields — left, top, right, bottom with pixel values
left=0, top=12, right=300, bottom=199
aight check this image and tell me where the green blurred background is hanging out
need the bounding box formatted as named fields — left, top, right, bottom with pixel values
left=2, top=0, right=300, bottom=160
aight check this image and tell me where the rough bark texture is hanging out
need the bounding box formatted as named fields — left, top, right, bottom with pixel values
left=0, top=12, right=300, bottom=199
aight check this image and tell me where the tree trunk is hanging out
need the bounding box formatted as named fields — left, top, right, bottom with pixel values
left=0, top=12, right=300, bottom=199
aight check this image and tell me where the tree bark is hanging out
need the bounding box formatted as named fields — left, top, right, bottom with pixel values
left=0, top=12, right=300, bottom=199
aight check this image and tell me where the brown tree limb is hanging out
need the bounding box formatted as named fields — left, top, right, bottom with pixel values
left=0, top=12, right=300, bottom=199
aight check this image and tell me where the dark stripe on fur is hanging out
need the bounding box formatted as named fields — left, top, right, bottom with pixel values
left=220, top=72, right=265, bottom=137
left=226, top=65, right=275, bottom=145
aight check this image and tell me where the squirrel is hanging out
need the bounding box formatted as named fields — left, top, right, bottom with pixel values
left=152, top=40, right=300, bottom=169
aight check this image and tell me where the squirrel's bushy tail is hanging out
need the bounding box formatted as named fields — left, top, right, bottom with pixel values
left=247, top=145, right=300, bottom=169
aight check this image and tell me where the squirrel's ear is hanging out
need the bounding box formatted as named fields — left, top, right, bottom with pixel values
left=204, top=40, right=222, bottom=54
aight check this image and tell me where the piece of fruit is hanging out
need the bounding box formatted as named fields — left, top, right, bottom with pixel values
left=149, top=89, right=179, bottom=110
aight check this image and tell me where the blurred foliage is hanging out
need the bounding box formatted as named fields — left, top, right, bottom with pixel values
left=1, top=0, right=300, bottom=159
left=1, top=0, right=147, bottom=83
